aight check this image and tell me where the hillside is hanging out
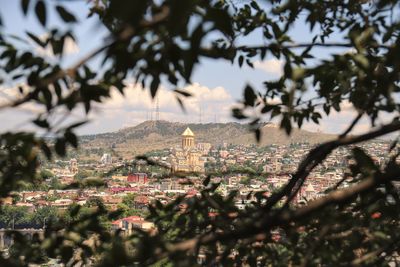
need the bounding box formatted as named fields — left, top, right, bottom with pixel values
left=79, top=120, right=336, bottom=158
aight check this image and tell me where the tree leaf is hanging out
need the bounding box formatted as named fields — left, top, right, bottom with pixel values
left=238, top=55, right=244, bottom=67
left=56, top=5, right=77, bottom=23
left=203, top=175, right=211, bottom=186
left=244, top=85, right=257, bottom=106
left=21, top=0, right=30, bottom=16
left=35, top=0, right=47, bottom=27
left=55, top=138, right=66, bottom=156
left=32, top=118, right=49, bottom=128
left=65, top=131, right=78, bottom=148
left=174, top=89, right=192, bottom=97
left=150, top=76, right=160, bottom=98
left=232, top=108, right=247, bottom=119
left=281, top=114, right=292, bottom=135
left=255, top=128, right=261, bottom=143
left=26, top=31, right=46, bottom=47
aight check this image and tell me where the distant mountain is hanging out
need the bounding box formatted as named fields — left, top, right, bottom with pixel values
left=79, top=120, right=336, bottom=158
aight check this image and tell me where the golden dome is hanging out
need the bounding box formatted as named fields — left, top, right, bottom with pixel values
left=182, top=127, right=195, bottom=136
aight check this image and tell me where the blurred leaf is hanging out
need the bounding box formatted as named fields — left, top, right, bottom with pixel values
left=244, top=85, right=257, bottom=106
left=352, top=147, right=379, bottom=174
left=35, top=0, right=46, bottom=26
left=280, top=114, right=292, bottom=135
left=55, top=138, right=66, bottom=156
left=66, top=121, right=87, bottom=130
left=203, top=176, right=211, bottom=186
left=150, top=76, right=160, bottom=98
left=32, top=118, right=49, bottom=128
left=255, top=128, right=261, bottom=143
left=239, top=55, right=244, bottom=67
left=26, top=31, right=46, bottom=47
left=40, top=142, right=52, bottom=159
left=208, top=8, right=233, bottom=37
left=174, top=89, right=192, bottom=97
left=56, top=5, right=77, bottom=23
left=176, top=96, right=186, bottom=112
left=232, top=108, right=246, bottom=119
left=65, top=131, right=78, bottom=148
left=21, top=0, right=30, bottom=15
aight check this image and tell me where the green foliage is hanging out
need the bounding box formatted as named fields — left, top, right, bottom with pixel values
left=37, top=169, right=55, bottom=180
left=28, top=206, right=59, bottom=228
left=74, top=169, right=94, bottom=180
left=0, top=205, right=29, bottom=228
left=0, top=0, right=400, bottom=266
left=85, top=196, right=106, bottom=210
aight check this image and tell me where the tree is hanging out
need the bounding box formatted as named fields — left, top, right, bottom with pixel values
left=0, top=205, right=29, bottom=229
left=1, top=0, right=400, bottom=266
left=85, top=196, right=106, bottom=210
left=49, top=176, right=63, bottom=189
left=122, top=193, right=136, bottom=207
left=29, top=206, right=59, bottom=228
left=37, top=169, right=55, bottom=180
left=74, top=169, right=94, bottom=180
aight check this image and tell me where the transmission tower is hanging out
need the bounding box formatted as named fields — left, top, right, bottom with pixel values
left=156, top=97, right=160, bottom=121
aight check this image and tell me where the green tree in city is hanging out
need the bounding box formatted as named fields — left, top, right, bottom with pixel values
left=85, top=196, right=106, bottom=210
left=115, top=193, right=144, bottom=217
left=74, top=169, right=94, bottom=180
left=1, top=0, right=400, bottom=266
left=28, top=206, right=59, bottom=228
left=37, top=169, right=55, bottom=180
left=0, top=205, right=29, bottom=229
left=49, top=176, right=63, bottom=189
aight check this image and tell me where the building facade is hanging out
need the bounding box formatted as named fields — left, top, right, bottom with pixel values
left=127, top=173, right=148, bottom=183
left=69, top=158, right=78, bottom=174
left=170, top=127, right=205, bottom=173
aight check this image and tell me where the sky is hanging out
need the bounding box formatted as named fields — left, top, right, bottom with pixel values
left=0, top=1, right=385, bottom=136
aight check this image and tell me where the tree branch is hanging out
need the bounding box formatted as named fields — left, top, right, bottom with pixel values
left=150, top=120, right=400, bottom=260
left=236, top=42, right=391, bottom=51
left=159, top=163, right=400, bottom=260
left=0, top=6, right=171, bottom=111
left=266, top=119, right=400, bottom=210
left=339, top=112, right=363, bottom=138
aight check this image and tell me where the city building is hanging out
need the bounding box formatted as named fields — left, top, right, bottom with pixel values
left=197, top=142, right=212, bottom=155
left=111, top=216, right=155, bottom=235
left=101, top=153, right=112, bottom=165
left=69, top=158, right=78, bottom=174
left=127, top=173, right=148, bottom=183
left=169, top=127, right=205, bottom=173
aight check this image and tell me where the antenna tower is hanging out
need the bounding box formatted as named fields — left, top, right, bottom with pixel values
left=156, top=97, right=160, bottom=121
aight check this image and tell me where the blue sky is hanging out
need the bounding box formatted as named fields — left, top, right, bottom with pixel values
left=0, top=1, right=378, bottom=135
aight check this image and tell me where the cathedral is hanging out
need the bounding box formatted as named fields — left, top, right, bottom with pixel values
left=169, top=127, right=205, bottom=173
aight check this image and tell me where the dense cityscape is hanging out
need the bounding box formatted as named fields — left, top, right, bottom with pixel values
left=0, top=125, right=391, bottom=250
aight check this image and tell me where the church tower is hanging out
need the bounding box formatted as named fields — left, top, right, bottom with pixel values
left=182, top=127, right=195, bottom=150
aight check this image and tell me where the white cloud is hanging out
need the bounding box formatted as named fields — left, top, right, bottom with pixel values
left=1, top=80, right=396, bottom=137
left=81, top=83, right=236, bottom=133
left=302, top=100, right=396, bottom=136
left=63, top=37, right=80, bottom=55
left=0, top=82, right=236, bottom=134
left=254, top=59, right=284, bottom=76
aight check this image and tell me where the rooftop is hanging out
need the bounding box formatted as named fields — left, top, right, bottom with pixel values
left=182, top=127, right=195, bottom=136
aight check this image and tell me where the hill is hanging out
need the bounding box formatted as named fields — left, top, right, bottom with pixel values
left=79, top=120, right=336, bottom=158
